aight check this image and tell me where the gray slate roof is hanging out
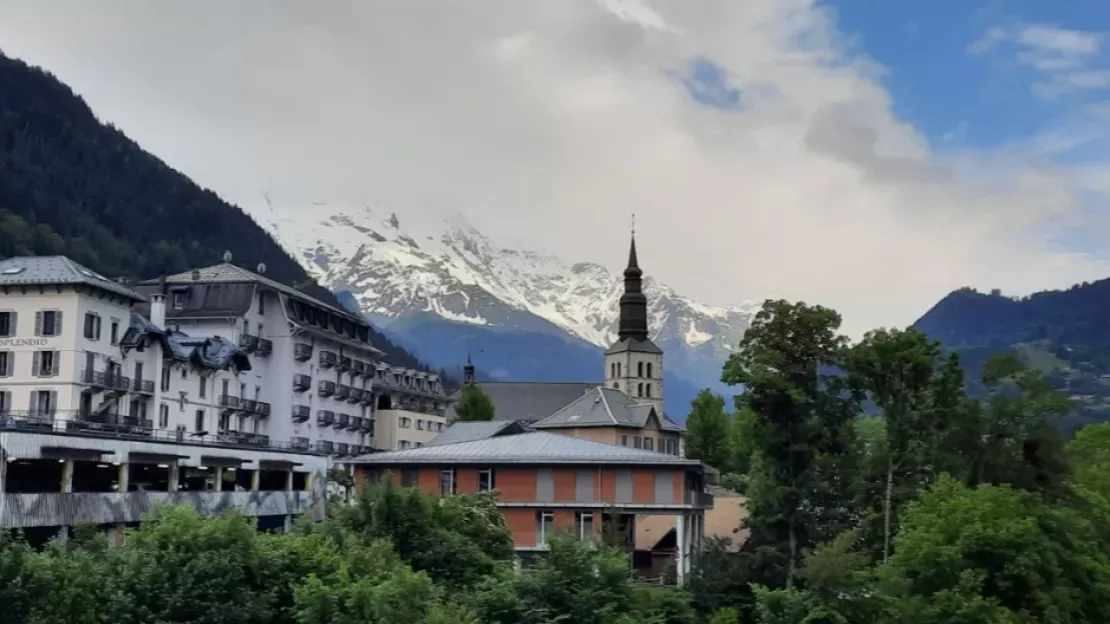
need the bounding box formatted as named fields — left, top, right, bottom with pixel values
left=531, top=387, right=685, bottom=432
left=605, top=336, right=663, bottom=355
left=351, top=431, right=701, bottom=466
left=428, top=420, right=529, bottom=446
left=149, top=262, right=364, bottom=324
left=0, top=256, right=146, bottom=301
left=445, top=382, right=599, bottom=423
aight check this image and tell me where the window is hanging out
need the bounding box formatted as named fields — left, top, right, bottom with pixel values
left=195, top=409, right=206, bottom=432
left=30, top=390, right=56, bottom=415
left=219, top=412, right=230, bottom=432
left=159, top=404, right=169, bottom=429
left=637, top=382, right=643, bottom=397
left=416, top=419, right=424, bottom=430
left=399, top=417, right=411, bottom=428
left=537, top=511, right=555, bottom=546
left=181, top=367, right=187, bottom=379
left=439, top=469, right=456, bottom=496
left=36, top=310, right=61, bottom=337
left=243, top=320, right=250, bottom=335
left=399, top=440, right=411, bottom=450
left=620, top=434, right=628, bottom=447
left=616, top=362, right=621, bottom=377
left=634, top=436, right=643, bottom=449
left=83, top=313, right=101, bottom=340
left=0, top=311, right=14, bottom=337
left=258, top=293, right=265, bottom=315
left=613, top=382, right=619, bottom=390
left=478, top=469, right=495, bottom=493
left=645, top=383, right=652, bottom=398
left=221, top=379, right=229, bottom=397
left=0, top=390, right=9, bottom=413
left=637, top=361, right=644, bottom=377
left=401, top=468, right=419, bottom=487
left=576, top=512, right=595, bottom=540
left=110, top=320, right=119, bottom=345
left=0, top=351, right=11, bottom=377
left=32, top=351, right=58, bottom=377
left=199, top=376, right=207, bottom=398
left=172, top=291, right=186, bottom=310
left=647, top=362, right=653, bottom=378
left=644, top=437, right=654, bottom=451
left=161, top=367, right=171, bottom=391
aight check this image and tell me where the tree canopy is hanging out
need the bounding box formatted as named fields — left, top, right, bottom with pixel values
left=453, top=384, right=496, bottom=422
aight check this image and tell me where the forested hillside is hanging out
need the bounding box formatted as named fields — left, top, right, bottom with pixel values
left=914, top=280, right=1110, bottom=430
left=0, top=53, right=434, bottom=374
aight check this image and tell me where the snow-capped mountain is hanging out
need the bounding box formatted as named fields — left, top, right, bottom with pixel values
left=245, top=195, right=761, bottom=415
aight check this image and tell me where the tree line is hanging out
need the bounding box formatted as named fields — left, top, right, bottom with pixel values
left=683, top=299, right=1110, bottom=622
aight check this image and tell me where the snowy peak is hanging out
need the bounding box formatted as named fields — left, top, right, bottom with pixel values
left=245, top=194, right=760, bottom=353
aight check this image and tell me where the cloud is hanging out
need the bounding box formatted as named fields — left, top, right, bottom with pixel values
left=0, top=0, right=1106, bottom=338
left=970, top=23, right=1109, bottom=99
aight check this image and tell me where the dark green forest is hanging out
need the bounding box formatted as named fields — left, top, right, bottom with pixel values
left=914, top=281, right=1110, bottom=430
left=0, top=53, right=434, bottom=375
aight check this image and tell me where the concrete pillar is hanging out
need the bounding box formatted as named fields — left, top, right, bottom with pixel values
left=675, top=513, right=686, bottom=586
left=250, top=469, right=260, bottom=492
left=61, top=459, right=74, bottom=493
left=167, top=463, right=179, bottom=492
left=285, top=470, right=294, bottom=492
left=213, top=467, right=223, bottom=492
left=283, top=514, right=292, bottom=532
left=117, top=462, right=129, bottom=492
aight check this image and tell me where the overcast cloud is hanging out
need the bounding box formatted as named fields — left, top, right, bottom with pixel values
left=0, top=0, right=1106, bottom=336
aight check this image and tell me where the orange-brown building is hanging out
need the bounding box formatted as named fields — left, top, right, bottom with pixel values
left=350, top=430, right=712, bottom=584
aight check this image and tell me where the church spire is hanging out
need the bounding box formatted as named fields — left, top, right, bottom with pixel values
left=617, top=230, right=649, bottom=341
left=463, top=354, right=475, bottom=384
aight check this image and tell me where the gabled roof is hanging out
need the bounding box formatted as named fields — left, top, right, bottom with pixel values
left=350, top=431, right=700, bottom=466
left=605, top=336, right=663, bottom=355
left=428, top=420, right=529, bottom=446
left=531, top=387, right=685, bottom=432
left=0, top=256, right=145, bottom=301
left=445, top=381, right=600, bottom=423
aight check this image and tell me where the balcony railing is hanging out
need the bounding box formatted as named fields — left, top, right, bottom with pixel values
left=256, top=401, right=271, bottom=418
left=132, top=378, right=155, bottom=395
left=318, top=380, right=336, bottom=397
left=219, top=395, right=241, bottom=410
left=360, top=391, right=375, bottom=406
left=351, top=416, right=363, bottom=431
left=294, top=343, right=313, bottom=361
left=338, top=356, right=352, bottom=371
left=352, top=360, right=366, bottom=375
left=336, top=442, right=350, bottom=456
left=319, top=351, right=337, bottom=368
left=0, top=410, right=326, bottom=454
left=257, top=338, right=273, bottom=356
left=335, top=385, right=351, bottom=400
left=685, top=490, right=715, bottom=508
left=292, top=405, right=310, bottom=423
left=293, top=374, right=311, bottom=392
left=317, top=410, right=335, bottom=426
left=336, top=413, right=350, bottom=429
left=348, top=388, right=363, bottom=403
left=81, top=369, right=106, bottom=387
left=315, top=440, right=334, bottom=454
left=241, top=399, right=258, bottom=413
left=239, top=334, right=259, bottom=353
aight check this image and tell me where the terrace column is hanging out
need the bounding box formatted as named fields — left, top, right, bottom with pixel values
left=213, top=467, right=223, bottom=492
left=61, top=459, right=74, bottom=493
left=285, top=469, right=294, bottom=492
left=250, top=469, right=260, bottom=492
left=167, top=463, right=179, bottom=492
left=675, top=513, right=687, bottom=586
left=118, top=462, right=129, bottom=492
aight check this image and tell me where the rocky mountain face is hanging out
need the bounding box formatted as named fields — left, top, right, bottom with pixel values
left=247, top=197, right=761, bottom=419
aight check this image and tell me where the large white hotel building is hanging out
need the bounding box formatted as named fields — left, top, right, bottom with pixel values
left=0, top=255, right=448, bottom=543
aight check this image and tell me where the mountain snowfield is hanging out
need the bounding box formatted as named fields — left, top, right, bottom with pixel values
left=246, top=196, right=762, bottom=412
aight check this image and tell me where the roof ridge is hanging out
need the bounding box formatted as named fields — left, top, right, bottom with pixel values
left=596, top=387, right=619, bottom=425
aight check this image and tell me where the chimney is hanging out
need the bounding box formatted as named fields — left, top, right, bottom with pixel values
left=191, top=269, right=201, bottom=281
left=150, top=293, right=167, bottom=329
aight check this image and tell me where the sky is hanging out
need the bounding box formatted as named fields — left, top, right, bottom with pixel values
left=1, top=0, right=1108, bottom=337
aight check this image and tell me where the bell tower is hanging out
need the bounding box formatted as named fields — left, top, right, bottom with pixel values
left=604, top=227, right=663, bottom=412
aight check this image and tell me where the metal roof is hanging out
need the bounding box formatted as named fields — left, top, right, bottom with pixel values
left=427, top=420, right=528, bottom=446
left=605, top=336, right=663, bottom=355
left=350, top=431, right=701, bottom=466
left=445, top=381, right=599, bottom=423
left=0, top=256, right=146, bottom=301
left=531, top=387, right=685, bottom=432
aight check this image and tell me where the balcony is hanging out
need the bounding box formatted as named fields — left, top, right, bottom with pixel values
left=352, top=360, right=366, bottom=375
left=292, top=405, right=310, bottom=423
left=241, top=399, right=258, bottom=413
left=239, top=334, right=259, bottom=353
left=336, top=385, right=351, bottom=400
left=0, top=410, right=56, bottom=431
left=359, top=417, right=373, bottom=432
left=291, top=436, right=310, bottom=451
left=360, top=391, right=375, bottom=406
left=685, top=490, right=715, bottom=508
left=336, top=442, right=350, bottom=456
left=105, top=373, right=131, bottom=394
left=293, top=374, right=311, bottom=392
left=347, top=388, right=363, bottom=403
left=336, top=413, right=350, bottom=429
left=131, top=378, right=155, bottom=395
left=81, top=369, right=107, bottom=388
left=315, top=440, right=334, bottom=454
left=317, top=410, right=335, bottom=427
left=219, top=395, right=240, bottom=411
left=294, top=343, right=313, bottom=361
left=319, top=351, right=337, bottom=368
left=256, top=401, right=271, bottom=418
left=257, top=338, right=273, bottom=356
left=318, top=380, right=336, bottom=398
left=338, top=356, right=352, bottom=371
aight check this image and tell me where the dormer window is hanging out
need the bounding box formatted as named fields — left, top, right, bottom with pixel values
left=172, top=291, right=186, bottom=310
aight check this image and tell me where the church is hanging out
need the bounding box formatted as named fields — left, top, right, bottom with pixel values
left=444, top=233, right=687, bottom=456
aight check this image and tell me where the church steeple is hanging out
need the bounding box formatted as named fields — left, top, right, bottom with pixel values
left=617, top=232, right=649, bottom=342
left=463, top=354, right=475, bottom=384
